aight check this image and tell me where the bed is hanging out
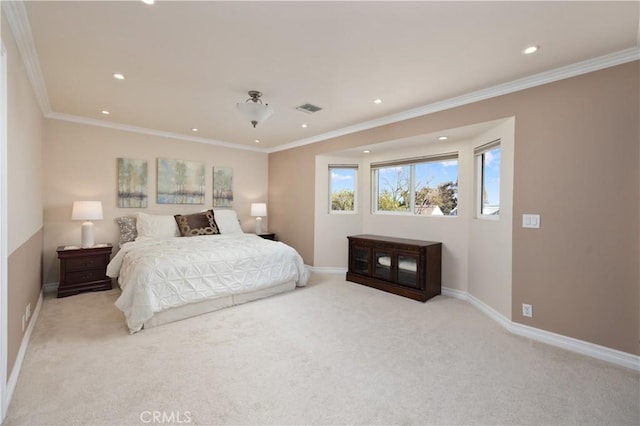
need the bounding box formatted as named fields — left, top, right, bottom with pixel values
left=107, top=209, right=309, bottom=333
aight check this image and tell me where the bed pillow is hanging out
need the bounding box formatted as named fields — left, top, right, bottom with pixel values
left=136, top=212, right=180, bottom=240
left=213, top=209, right=244, bottom=234
left=115, top=216, right=137, bottom=246
left=174, top=210, right=220, bottom=237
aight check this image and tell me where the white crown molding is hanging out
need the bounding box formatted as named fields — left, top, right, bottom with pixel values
left=441, top=286, right=640, bottom=371
left=45, top=112, right=265, bottom=153
left=268, top=47, right=640, bottom=153
left=1, top=0, right=51, bottom=114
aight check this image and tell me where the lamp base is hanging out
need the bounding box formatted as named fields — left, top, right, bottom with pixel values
left=255, top=217, right=263, bottom=235
left=81, top=221, right=95, bottom=248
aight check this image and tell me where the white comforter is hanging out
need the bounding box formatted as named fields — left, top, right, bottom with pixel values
left=108, top=234, right=309, bottom=332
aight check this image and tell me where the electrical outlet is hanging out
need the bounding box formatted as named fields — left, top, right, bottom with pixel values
left=522, top=303, right=533, bottom=318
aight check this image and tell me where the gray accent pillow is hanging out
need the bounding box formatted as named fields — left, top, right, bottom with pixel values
left=115, top=216, right=137, bottom=246
left=174, top=210, right=220, bottom=237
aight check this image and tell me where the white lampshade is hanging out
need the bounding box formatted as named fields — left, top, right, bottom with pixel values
left=250, top=203, right=267, bottom=217
left=236, top=102, right=274, bottom=127
left=71, top=201, right=103, bottom=248
left=71, top=201, right=103, bottom=221
left=236, top=90, right=274, bottom=128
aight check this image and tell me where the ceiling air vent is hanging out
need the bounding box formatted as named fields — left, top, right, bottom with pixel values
left=296, top=103, right=323, bottom=114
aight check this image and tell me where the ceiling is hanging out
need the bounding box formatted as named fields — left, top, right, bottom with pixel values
left=12, top=1, right=640, bottom=151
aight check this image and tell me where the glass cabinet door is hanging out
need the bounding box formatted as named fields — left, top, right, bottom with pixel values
left=373, top=250, right=392, bottom=280
left=396, top=253, right=419, bottom=288
left=351, top=246, right=370, bottom=275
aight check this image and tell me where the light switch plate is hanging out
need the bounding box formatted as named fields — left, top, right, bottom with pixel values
left=523, top=214, right=540, bottom=228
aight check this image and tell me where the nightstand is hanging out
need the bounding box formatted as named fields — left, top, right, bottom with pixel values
left=257, top=233, right=276, bottom=240
left=56, top=244, right=113, bottom=298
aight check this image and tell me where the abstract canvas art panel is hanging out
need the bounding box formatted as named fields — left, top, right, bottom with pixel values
left=117, top=158, right=148, bottom=208
left=157, top=158, right=205, bottom=204
left=213, top=167, right=233, bottom=207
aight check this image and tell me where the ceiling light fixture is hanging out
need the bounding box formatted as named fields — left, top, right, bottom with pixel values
left=373, top=98, right=382, bottom=104
left=301, top=124, right=307, bottom=128
left=141, top=0, right=155, bottom=5
left=523, top=45, right=539, bottom=55
left=113, top=73, right=125, bottom=80
left=191, top=128, right=198, bottom=132
left=236, top=90, right=274, bottom=128
left=363, top=150, right=371, bottom=154
left=101, top=110, right=110, bottom=115
left=438, top=136, right=448, bottom=140
left=254, top=139, right=260, bottom=144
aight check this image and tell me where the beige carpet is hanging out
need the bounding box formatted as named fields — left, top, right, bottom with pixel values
left=4, top=273, right=639, bottom=425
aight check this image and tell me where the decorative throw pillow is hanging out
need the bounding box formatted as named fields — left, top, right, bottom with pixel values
left=174, top=210, right=220, bottom=237
left=136, top=212, right=180, bottom=240
left=115, top=216, right=137, bottom=246
left=212, top=209, right=244, bottom=234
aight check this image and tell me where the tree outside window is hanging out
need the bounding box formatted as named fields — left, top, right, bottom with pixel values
left=329, top=166, right=357, bottom=213
left=373, top=156, right=458, bottom=215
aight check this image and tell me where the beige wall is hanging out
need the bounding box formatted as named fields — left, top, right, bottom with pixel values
left=467, top=119, right=514, bottom=319
left=42, top=119, right=269, bottom=285
left=269, top=62, right=639, bottom=355
left=3, top=14, right=44, bottom=378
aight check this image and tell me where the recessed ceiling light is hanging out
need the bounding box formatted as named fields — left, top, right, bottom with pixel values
left=113, top=73, right=125, bottom=80
left=373, top=98, right=382, bottom=104
left=191, top=128, right=198, bottom=132
left=101, top=110, right=110, bottom=115
left=254, top=139, right=260, bottom=144
left=301, top=124, right=308, bottom=128
left=141, top=0, right=155, bottom=4
left=438, top=136, right=448, bottom=141
left=363, top=150, right=371, bottom=154
left=522, top=45, right=539, bottom=55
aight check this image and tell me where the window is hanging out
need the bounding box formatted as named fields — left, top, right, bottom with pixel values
left=329, top=165, right=357, bottom=213
left=372, top=153, right=458, bottom=215
left=475, top=140, right=501, bottom=217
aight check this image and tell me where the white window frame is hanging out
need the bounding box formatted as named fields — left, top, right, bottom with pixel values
left=328, top=165, right=358, bottom=214
left=475, top=139, right=501, bottom=220
left=371, top=152, right=458, bottom=216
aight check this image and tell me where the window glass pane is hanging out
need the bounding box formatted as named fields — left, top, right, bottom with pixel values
left=414, top=159, right=458, bottom=215
left=481, top=146, right=500, bottom=215
left=376, top=165, right=411, bottom=212
left=330, top=167, right=356, bottom=212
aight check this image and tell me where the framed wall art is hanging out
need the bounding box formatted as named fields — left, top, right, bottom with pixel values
left=157, top=158, right=205, bottom=204
left=117, top=158, right=148, bottom=208
left=213, top=167, right=233, bottom=207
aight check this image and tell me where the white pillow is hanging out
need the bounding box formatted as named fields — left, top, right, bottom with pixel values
left=135, top=212, right=180, bottom=240
left=213, top=209, right=244, bottom=234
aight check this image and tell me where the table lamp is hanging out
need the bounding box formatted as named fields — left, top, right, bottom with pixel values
left=250, top=203, right=267, bottom=235
left=72, top=201, right=103, bottom=248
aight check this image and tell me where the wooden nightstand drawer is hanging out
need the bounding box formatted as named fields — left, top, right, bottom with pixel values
left=65, top=268, right=109, bottom=285
left=66, top=256, right=107, bottom=272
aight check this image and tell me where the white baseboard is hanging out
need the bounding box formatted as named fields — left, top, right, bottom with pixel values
left=308, top=266, right=347, bottom=275
left=5, top=290, right=43, bottom=411
left=441, top=286, right=639, bottom=371
left=42, top=281, right=57, bottom=293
